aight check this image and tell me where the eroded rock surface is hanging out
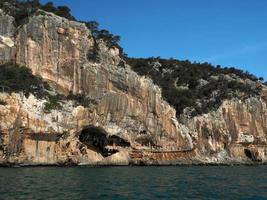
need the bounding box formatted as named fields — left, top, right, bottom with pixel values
left=185, top=96, right=267, bottom=164
left=0, top=9, right=15, bottom=64
left=0, top=10, right=266, bottom=166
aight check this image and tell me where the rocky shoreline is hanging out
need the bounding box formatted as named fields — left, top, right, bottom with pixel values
left=1, top=161, right=266, bottom=167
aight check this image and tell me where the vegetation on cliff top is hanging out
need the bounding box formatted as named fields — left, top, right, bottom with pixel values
left=127, top=57, right=263, bottom=118
left=0, top=0, right=75, bottom=23
left=0, top=1, right=265, bottom=118
left=0, top=0, right=124, bottom=56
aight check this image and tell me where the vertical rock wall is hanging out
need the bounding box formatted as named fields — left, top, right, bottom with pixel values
left=0, top=10, right=266, bottom=165
left=186, top=97, right=267, bottom=163
left=14, top=11, right=193, bottom=152
left=0, top=9, right=15, bottom=64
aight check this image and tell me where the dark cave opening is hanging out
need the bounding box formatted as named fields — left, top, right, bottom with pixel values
left=244, top=148, right=261, bottom=162
left=79, top=126, right=108, bottom=156
left=79, top=126, right=130, bottom=157
left=107, top=135, right=130, bottom=147
left=244, top=148, right=253, bottom=160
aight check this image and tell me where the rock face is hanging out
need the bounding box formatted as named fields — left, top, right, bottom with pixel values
left=0, top=9, right=15, bottom=64
left=185, top=97, right=267, bottom=163
left=0, top=10, right=266, bottom=166
left=16, top=11, right=92, bottom=94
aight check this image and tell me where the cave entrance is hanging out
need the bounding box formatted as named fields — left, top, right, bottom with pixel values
left=244, top=148, right=261, bottom=162
left=79, top=126, right=109, bottom=157
left=79, top=126, right=130, bottom=157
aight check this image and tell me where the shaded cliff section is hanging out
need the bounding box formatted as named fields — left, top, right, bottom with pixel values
left=0, top=8, right=266, bottom=166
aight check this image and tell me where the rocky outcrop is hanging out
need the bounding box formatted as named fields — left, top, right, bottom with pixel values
left=185, top=96, right=267, bottom=164
left=0, top=10, right=266, bottom=166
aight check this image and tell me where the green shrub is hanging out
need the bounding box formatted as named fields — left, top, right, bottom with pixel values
left=0, top=63, right=98, bottom=113
left=0, top=1, right=125, bottom=57
left=43, top=95, right=63, bottom=113
left=81, top=21, right=125, bottom=57
left=0, top=0, right=75, bottom=26
left=127, top=57, right=262, bottom=118
left=87, top=38, right=101, bottom=63
left=0, top=63, right=50, bottom=98
left=67, top=93, right=97, bottom=107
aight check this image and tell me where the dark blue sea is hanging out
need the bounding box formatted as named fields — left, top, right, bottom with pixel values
left=0, top=165, right=266, bottom=200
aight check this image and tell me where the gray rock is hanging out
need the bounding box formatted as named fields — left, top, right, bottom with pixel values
left=0, top=9, right=15, bottom=64
left=0, top=9, right=15, bottom=37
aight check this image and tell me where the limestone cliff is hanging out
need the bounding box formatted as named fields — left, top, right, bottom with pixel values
left=185, top=96, right=267, bottom=164
left=0, top=9, right=266, bottom=166
left=0, top=9, right=15, bottom=64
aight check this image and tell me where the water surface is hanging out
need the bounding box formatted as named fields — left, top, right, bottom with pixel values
left=0, top=166, right=266, bottom=200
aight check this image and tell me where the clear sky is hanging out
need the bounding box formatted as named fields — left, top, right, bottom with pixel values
left=41, top=0, right=267, bottom=80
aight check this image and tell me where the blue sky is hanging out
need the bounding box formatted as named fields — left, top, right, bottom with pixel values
left=41, top=0, right=267, bottom=80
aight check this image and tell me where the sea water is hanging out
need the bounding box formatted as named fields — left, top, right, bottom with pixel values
left=0, top=165, right=266, bottom=200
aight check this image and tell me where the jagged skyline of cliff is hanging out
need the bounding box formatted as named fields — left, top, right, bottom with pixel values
left=0, top=1, right=267, bottom=165
left=0, top=2, right=266, bottom=199
left=40, top=0, right=267, bottom=80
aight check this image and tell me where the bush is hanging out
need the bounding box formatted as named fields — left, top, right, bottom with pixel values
left=0, top=63, right=97, bottom=113
left=67, top=93, right=97, bottom=107
left=127, top=57, right=262, bottom=118
left=87, top=38, right=101, bottom=63
left=82, top=21, right=125, bottom=57
left=0, top=63, right=50, bottom=98
left=0, top=1, right=125, bottom=57
left=43, top=95, right=63, bottom=113
left=0, top=0, right=75, bottom=26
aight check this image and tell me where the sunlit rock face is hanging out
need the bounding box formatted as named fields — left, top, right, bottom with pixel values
left=0, top=10, right=266, bottom=166
left=0, top=9, right=15, bottom=64
left=185, top=96, right=267, bottom=163
left=0, top=10, right=192, bottom=166
left=16, top=11, right=92, bottom=94
left=15, top=11, right=190, bottom=152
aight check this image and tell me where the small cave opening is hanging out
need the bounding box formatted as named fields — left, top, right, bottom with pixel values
left=107, top=135, right=130, bottom=147
left=244, top=148, right=261, bottom=162
left=79, top=126, right=130, bottom=157
left=244, top=148, right=253, bottom=160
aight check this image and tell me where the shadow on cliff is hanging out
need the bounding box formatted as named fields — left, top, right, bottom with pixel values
left=79, top=126, right=130, bottom=157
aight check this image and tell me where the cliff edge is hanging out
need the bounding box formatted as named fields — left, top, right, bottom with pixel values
left=0, top=9, right=266, bottom=166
